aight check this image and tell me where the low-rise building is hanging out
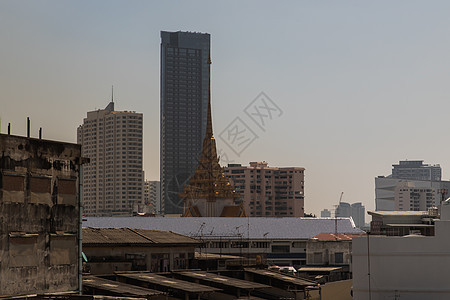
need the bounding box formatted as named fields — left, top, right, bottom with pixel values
left=368, top=210, right=435, bottom=236
left=82, top=227, right=200, bottom=274
left=83, top=217, right=363, bottom=269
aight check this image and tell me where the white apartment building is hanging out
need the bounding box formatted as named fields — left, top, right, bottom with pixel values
left=77, top=101, right=143, bottom=216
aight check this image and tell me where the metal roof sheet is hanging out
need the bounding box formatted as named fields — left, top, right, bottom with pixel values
left=116, top=272, right=220, bottom=293
left=175, top=271, right=269, bottom=289
left=83, top=227, right=199, bottom=245
left=245, top=269, right=317, bottom=286
left=83, top=275, right=163, bottom=297
left=83, top=217, right=363, bottom=240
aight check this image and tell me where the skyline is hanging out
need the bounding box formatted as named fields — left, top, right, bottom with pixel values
left=2, top=1, right=450, bottom=216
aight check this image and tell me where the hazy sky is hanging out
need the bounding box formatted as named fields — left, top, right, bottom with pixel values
left=2, top=1, right=450, bottom=216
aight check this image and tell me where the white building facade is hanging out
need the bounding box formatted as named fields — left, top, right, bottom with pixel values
left=77, top=101, right=143, bottom=216
left=375, top=177, right=450, bottom=211
left=352, top=202, right=450, bottom=299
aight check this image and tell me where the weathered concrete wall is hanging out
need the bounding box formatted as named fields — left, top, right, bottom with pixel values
left=0, top=134, right=83, bottom=296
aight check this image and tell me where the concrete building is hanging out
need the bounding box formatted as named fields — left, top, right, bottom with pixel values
left=368, top=210, right=435, bottom=236
left=77, top=100, right=143, bottom=216
left=160, top=31, right=211, bottom=215
left=0, top=133, right=85, bottom=296
left=392, top=160, right=441, bottom=181
left=302, top=232, right=365, bottom=283
left=83, top=217, right=363, bottom=268
left=375, top=177, right=450, bottom=211
left=352, top=201, right=450, bottom=299
left=224, top=162, right=305, bottom=217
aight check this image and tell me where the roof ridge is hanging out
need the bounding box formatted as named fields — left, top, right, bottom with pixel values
left=126, top=228, right=155, bottom=243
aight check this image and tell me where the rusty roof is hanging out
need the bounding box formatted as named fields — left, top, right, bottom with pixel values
left=312, top=232, right=366, bottom=241
left=83, top=227, right=199, bottom=246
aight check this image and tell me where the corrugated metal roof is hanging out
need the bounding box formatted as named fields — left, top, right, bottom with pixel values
left=83, top=217, right=363, bottom=240
left=312, top=232, right=366, bottom=241
left=83, top=227, right=199, bottom=245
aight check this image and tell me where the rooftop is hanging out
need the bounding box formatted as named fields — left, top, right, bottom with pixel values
left=82, top=227, right=200, bottom=246
left=83, top=217, right=363, bottom=240
left=312, top=232, right=366, bottom=241
left=368, top=211, right=428, bottom=217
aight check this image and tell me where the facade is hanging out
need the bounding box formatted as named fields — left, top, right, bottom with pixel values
left=83, top=217, right=364, bottom=268
left=82, top=228, right=200, bottom=274
left=352, top=202, right=450, bottom=300
left=0, top=133, right=84, bottom=296
left=77, top=101, right=143, bottom=216
left=148, top=181, right=161, bottom=214
left=375, top=177, right=450, bottom=211
left=224, top=162, right=305, bottom=217
left=392, top=160, right=441, bottom=181
left=160, top=31, right=211, bottom=215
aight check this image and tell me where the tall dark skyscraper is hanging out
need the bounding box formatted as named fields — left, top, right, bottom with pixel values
left=160, top=31, right=211, bottom=214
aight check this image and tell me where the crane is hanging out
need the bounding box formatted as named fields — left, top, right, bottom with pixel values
left=335, top=192, right=344, bottom=239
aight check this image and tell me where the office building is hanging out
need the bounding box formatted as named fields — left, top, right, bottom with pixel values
left=392, top=160, right=441, bottom=181
left=160, top=31, right=211, bottom=214
left=224, top=162, right=305, bottom=217
left=77, top=100, right=143, bottom=216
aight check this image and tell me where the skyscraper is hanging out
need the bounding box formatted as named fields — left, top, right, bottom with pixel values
left=77, top=100, right=143, bottom=216
left=160, top=31, right=211, bottom=214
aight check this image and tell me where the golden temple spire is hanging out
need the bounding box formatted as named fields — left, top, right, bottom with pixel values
left=206, top=54, right=213, bottom=138
left=180, top=52, right=246, bottom=217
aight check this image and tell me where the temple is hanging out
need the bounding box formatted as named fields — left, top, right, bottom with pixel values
left=180, top=56, right=247, bottom=217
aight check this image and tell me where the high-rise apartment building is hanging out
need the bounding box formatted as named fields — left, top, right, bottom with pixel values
left=376, top=160, right=447, bottom=211
left=392, top=160, right=441, bottom=181
left=224, top=162, right=305, bottom=217
left=77, top=101, right=143, bottom=216
left=160, top=31, right=211, bottom=215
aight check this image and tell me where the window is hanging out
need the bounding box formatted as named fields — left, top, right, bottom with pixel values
left=313, top=252, right=322, bottom=264
left=335, top=252, right=344, bottom=264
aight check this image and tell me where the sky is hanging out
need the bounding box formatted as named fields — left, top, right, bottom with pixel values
left=2, top=1, right=450, bottom=216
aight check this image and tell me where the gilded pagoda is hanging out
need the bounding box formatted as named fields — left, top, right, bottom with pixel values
left=180, top=56, right=247, bottom=217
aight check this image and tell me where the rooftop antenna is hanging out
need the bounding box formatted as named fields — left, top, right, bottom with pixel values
left=111, top=85, right=114, bottom=103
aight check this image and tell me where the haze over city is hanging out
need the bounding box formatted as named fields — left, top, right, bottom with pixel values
left=3, top=1, right=450, bottom=216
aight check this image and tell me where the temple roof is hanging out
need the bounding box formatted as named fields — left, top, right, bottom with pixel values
left=179, top=55, right=241, bottom=207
